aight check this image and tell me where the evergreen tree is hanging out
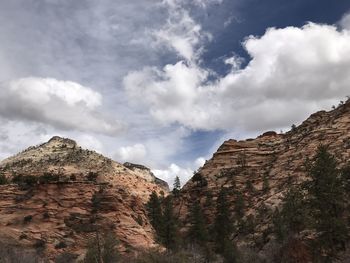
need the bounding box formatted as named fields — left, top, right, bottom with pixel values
left=214, top=188, right=234, bottom=254
left=341, top=164, right=350, bottom=194
left=273, top=186, right=306, bottom=241
left=234, top=191, right=245, bottom=219
left=304, top=145, right=347, bottom=259
left=222, top=240, right=239, bottom=263
left=0, top=173, right=7, bottom=185
left=245, top=179, right=254, bottom=193
left=161, top=196, right=179, bottom=250
left=262, top=174, right=269, bottom=194
left=172, top=176, right=181, bottom=197
left=146, top=191, right=163, bottom=238
left=188, top=201, right=208, bottom=246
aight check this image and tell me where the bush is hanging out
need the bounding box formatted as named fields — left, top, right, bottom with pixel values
left=87, top=171, right=98, bottom=182
left=55, top=252, right=77, bottom=263
left=130, top=248, right=213, bottom=263
left=13, top=175, right=37, bottom=187
left=33, top=239, right=46, bottom=249
left=0, top=173, right=8, bottom=185
left=191, top=173, right=208, bottom=187
left=70, top=174, right=77, bottom=181
left=38, top=172, right=59, bottom=184
left=55, top=241, right=67, bottom=249
left=136, top=215, right=143, bottom=226
left=84, top=231, right=119, bottom=263
left=23, top=215, right=33, bottom=224
left=91, top=192, right=103, bottom=212
left=19, top=233, right=27, bottom=240
left=43, top=211, right=50, bottom=219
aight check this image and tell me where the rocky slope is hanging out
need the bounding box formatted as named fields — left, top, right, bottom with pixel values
left=0, top=136, right=168, bottom=261
left=123, top=162, right=169, bottom=192
left=175, top=100, right=350, bottom=250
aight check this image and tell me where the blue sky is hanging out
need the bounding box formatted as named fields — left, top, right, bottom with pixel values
left=0, top=0, right=350, bottom=185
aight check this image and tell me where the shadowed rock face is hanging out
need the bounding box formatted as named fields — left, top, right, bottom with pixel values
left=174, top=100, right=350, bottom=249
left=0, top=137, right=168, bottom=261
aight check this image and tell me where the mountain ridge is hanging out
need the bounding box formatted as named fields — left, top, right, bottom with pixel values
left=174, top=99, right=350, bottom=258
left=0, top=136, right=168, bottom=261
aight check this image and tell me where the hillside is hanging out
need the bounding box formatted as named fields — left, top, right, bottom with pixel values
left=0, top=136, right=168, bottom=261
left=174, top=100, right=350, bottom=259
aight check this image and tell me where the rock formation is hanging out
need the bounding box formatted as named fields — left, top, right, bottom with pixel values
left=0, top=136, right=168, bottom=261
left=123, top=162, right=169, bottom=192
left=174, top=100, right=350, bottom=250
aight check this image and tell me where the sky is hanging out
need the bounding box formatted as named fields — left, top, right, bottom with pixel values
left=1, top=0, right=350, bottom=186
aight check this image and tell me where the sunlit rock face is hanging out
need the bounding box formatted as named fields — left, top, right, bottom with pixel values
left=175, top=100, right=350, bottom=249
left=0, top=136, right=168, bottom=261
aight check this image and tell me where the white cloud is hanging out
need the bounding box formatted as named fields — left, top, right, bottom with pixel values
left=124, top=23, right=350, bottom=132
left=163, top=0, right=223, bottom=9
left=115, top=143, right=147, bottom=164
left=339, top=12, right=350, bottom=30
left=75, top=135, right=104, bottom=153
left=152, top=0, right=217, bottom=62
left=153, top=163, right=193, bottom=188
left=0, top=78, right=123, bottom=135
left=194, top=157, right=206, bottom=167
left=124, top=61, right=212, bottom=129
left=152, top=156, right=206, bottom=187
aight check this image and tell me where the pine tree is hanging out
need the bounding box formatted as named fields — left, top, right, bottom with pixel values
left=262, top=174, right=269, bottom=194
left=273, top=186, right=306, bottom=241
left=161, top=196, right=179, bottom=250
left=172, top=176, right=181, bottom=197
left=0, top=173, right=7, bottom=185
left=146, top=191, right=163, bottom=239
left=245, top=179, right=254, bottom=193
left=214, top=188, right=234, bottom=254
left=234, top=191, right=245, bottom=219
left=304, top=145, right=347, bottom=259
left=188, top=201, right=208, bottom=246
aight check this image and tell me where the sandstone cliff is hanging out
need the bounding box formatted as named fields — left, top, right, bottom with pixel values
left=175, top=100, right=350, bottom=250
left=0, top=136, right=168, bottom=261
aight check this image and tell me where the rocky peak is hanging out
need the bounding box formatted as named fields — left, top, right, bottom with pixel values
left=0, top=137, right=168, bottom=260
left=47, top=136, right=77, bottom=148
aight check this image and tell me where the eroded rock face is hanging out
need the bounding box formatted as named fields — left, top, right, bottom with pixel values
left=123, top=162, right=169, bottom=192
left=0, top=137, right=168, bottom=261
left=175, top=101, right=350, bottom=248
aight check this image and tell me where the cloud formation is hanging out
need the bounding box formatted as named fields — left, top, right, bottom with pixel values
left=115, top=144, right=147, bottom=164
left=0, top=78, right=123, bottom=135
left=340, top=12, right=350, bottom=29
left=124, top=23, right=350, bottom=132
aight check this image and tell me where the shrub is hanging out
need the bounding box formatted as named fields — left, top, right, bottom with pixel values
left=84, top=231, right=119, bottom=263
left=33, top=239, right=46, bottom=249
left=91, top=192, right=103, bottom=212
left=19, top=233, right=27, bottom=240
left=38, top=172, right=59, bottom=184
left=191, top=173, right=208, bottom=187
left=13, top=175, right=37, bottom=187
left=55, top=241, right=67, bottom=249
left=55, top=252, right=77, bottom=263
left=0, top=173, right=8, bottom=185
left=136, top=215, right=143, bottom=226
left=69, top=174, right=76, bottom=181
left=87, top=171, right=98, bottom=182
left=43, top=211, right=50, bottom=219
left=23, top=215, right=33, bottom=224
